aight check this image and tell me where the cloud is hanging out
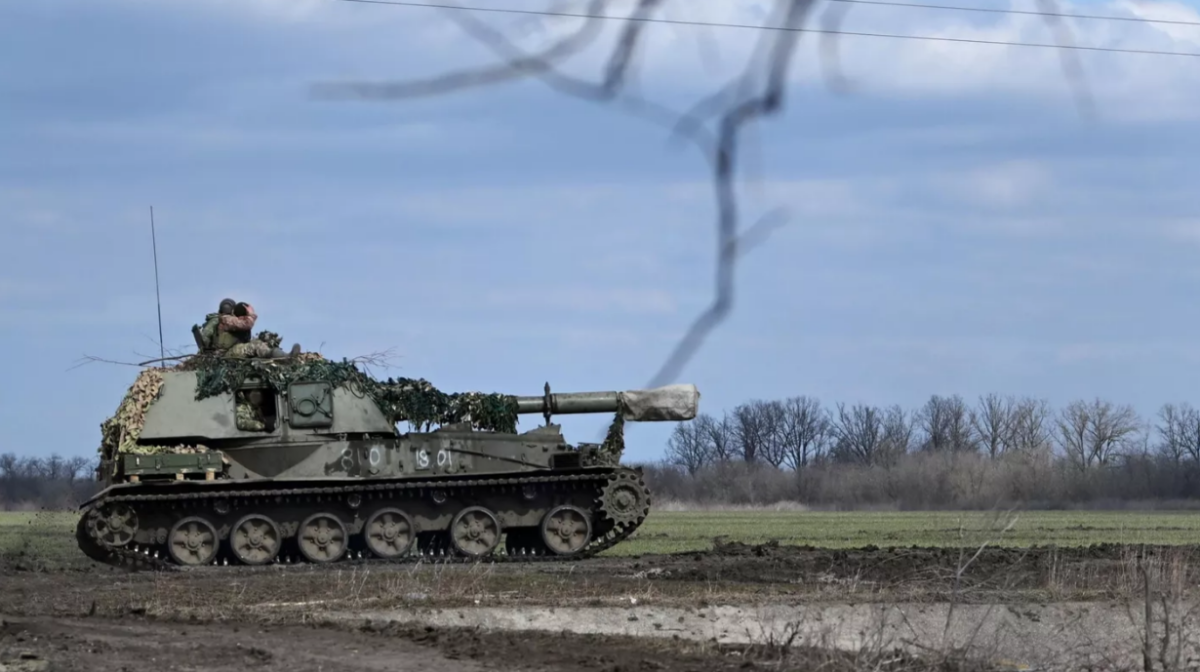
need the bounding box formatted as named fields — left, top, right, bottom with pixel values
left=57, top=0, right=1200, bottom=123
left=482, top=286, right=679, bottom=315
left=0, top=279, right=64, bottom=303
left=1055, top=341, right=1200, bottom=364
left=31, top=118, right=499, bottom=154
left=1160, top=219, right=1200, bottom=246
left=937, top=160, right=1054, bottom=209
left=10, top=0, right=1200, bottom=463
left=447, top=0, right=1200, bottom=120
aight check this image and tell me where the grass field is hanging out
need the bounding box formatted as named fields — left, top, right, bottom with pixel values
left=4, top=508, right=1200, bottom=569
left=623, top=509, right=1200, bottom=553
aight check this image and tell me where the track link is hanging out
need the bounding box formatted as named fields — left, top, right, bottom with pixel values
left=77, top=469, right=650, bottom=572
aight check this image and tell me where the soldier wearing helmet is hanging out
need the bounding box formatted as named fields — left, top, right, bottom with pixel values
left=192, top=297, right=300, bottom=358
left=195, top=298, right=238, bottom=353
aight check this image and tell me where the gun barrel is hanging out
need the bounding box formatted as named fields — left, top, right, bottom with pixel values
left=513, top=384, right=700, bottom=422
left=514, top=391, right=620, bottom=416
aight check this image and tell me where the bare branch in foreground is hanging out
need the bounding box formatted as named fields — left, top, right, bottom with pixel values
left=312, top=0, right=1101, bottom=391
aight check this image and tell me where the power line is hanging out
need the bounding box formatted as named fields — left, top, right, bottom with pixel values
left=832, top=0, right=1200, bottom=28
left=334, top=0, right=1200, bottom=58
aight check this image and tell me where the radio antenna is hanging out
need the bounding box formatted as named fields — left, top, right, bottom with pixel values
left=149, top=206, right=166, bottom=367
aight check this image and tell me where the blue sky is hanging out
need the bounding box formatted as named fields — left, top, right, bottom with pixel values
left=4, top=0, right=1200, bottom=463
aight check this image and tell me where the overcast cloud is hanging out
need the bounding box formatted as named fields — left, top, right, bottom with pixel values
left=3, top=0, right=1200, bottom=461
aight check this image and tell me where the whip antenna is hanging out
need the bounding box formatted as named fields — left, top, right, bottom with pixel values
left=150, top=206, right=165, bottom=367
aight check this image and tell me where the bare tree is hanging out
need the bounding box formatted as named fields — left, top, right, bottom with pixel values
left=66, top=456, right=93, bottom=482
left=1086, top=399, right=1142, bottom=468
left=666, top=419, right=710, bottom=475
left=1169, top=403, right=1200, bottom=463
left=1010, top=396, right=1053, bottom=454
left=694, top=412, right=736, bottom=463
left=1057, top=398, right=1141, bottom=471
left=915, top=394, right=977, bottom=453
left=1156, top=403, right=1188, bottom=465
left=757, top=400, right=790, bottom=468
left=879, top=404, right=915, bottom=466
left=731, top=400, right=785, bottom=465
left=0, top=453, right=16, bottom=478
left=44, top=454, right=67, bottom=481
left=0, top=453, right=101, bottom=509
left=830, top=403, right=883, bottom=466
left=779, top=395, right=829, bottom=470
left=1056, top=399, right=1090, bottom=469
left=972, top=393, right=1015, bottom=459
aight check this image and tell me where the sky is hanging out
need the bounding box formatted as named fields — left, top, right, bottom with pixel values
left=3, top=0, right=1200, bottom=463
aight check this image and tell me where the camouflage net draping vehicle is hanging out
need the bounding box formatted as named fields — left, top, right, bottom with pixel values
left=76, top=352, right=700, bottom=569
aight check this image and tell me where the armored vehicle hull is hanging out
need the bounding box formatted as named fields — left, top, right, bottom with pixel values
left=77, top=355, right=699, bottom=569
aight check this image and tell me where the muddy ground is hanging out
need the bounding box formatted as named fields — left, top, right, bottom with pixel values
left=3, top=541, right=1198, bottom=672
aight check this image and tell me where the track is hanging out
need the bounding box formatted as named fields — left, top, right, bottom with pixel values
left=76, top=468, right=650, bottom=572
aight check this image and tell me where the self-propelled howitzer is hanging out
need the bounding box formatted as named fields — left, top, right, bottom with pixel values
left=77, top=355, right=699, bottom=569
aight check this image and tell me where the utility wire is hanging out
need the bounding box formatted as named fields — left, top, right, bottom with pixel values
left=832, top=0, right=1200, bottom=27
left=334, top=0, right=1200, bottom=58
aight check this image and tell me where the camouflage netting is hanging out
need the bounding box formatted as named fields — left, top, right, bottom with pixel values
left=96, top=368, right=177, bottom=461
left=179, top=352, right=522, bottom=433
left=98, top=329, right=640, bottom=461
left=598, top=413, right=626, bottom=465
left=601, top=413, right=625, bottom=456
left=256, top=330, right=283, bottom=350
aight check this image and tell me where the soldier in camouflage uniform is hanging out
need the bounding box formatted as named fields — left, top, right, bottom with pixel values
left=195, top=298, right=300, bottom=359
left=236, top=389, right=269, bottom=431
left=196, top=298, right=236, bottom=352
left=219, top=302, right=276, bottom=359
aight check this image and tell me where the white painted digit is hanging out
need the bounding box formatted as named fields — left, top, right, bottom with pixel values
left=437, top=449, right=450, bottom=467
left=369, top=446, right=382, bottom=467
left=416, top=449, right=430, bottom=469
left=341, top=448, right=354, bottom=471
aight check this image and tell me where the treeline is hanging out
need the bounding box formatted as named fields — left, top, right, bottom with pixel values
left=10, top=393, right=1200, bottom=511
left=0, top=453, right=99, bottom=510
left=644, top=394, right=1200, bottom=509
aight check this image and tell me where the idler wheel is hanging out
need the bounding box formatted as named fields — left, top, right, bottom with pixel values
left=363, top=507, right=415, bottom=559
left=230, top=514, right=282, bottom=566
left=449, top=506, right=501, bottom=558
left=167, top=516, right=219, bottom=566
left=540, top=505, right=593, bottom=556
left=297, top=512, right=348, bottom=564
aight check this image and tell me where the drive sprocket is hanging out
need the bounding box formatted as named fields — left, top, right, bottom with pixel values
left=598, top=471, right=650, bottom=527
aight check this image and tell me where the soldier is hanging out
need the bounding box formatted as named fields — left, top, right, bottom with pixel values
left=236, top=389, right=270, bottom=432
left=193, top=298, right=300, bottom=359
left=219, top=302, right=275, bottom=359
left=194, top=298, right=237, bottom=352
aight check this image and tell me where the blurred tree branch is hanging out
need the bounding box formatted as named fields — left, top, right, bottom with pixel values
left=313, top=0, right=1093, bottom=389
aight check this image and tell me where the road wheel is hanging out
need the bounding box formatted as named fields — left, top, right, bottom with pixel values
left=230, top=514, right=282, bottom=566
left=540, top=505, right=592, bottom=556
left=449, top=506, right=501, bottom=558
left=167, top=516, right=219, bottom=566
left=363, top=507, right=415, bottom=559
left=297, top=512, right=348, bottom=564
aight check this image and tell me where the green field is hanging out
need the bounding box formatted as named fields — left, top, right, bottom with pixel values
left=621, top=509, right=1200, bottom=555
left=4, top=509, right=1199, bottom=569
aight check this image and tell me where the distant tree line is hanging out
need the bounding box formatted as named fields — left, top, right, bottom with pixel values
left=642, top=394, right=1200, bottom=509
left=9, top=393, right=1200, bottom=511
left=0, top=453, right=99, bottom=510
